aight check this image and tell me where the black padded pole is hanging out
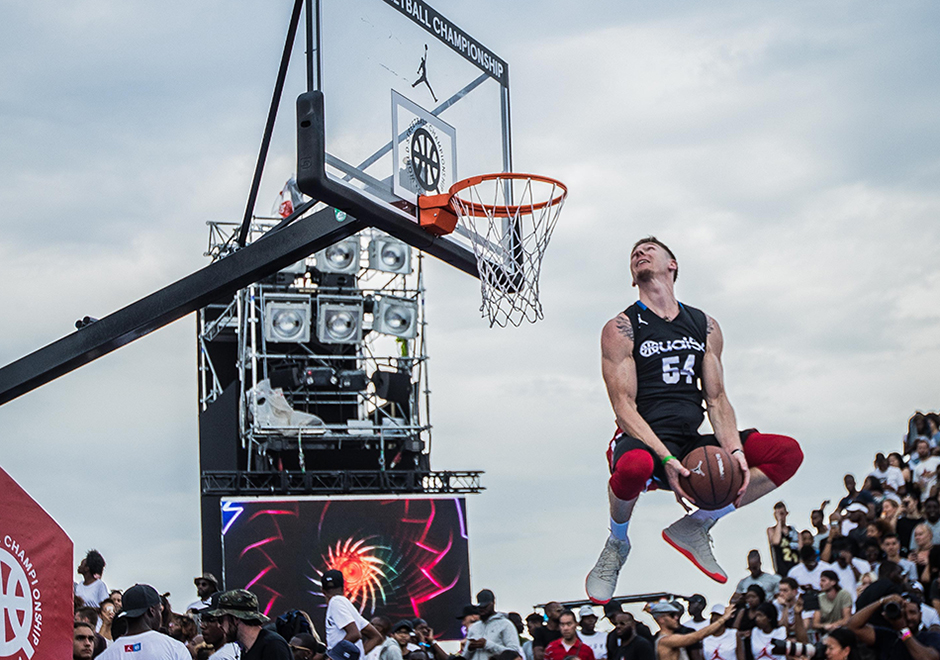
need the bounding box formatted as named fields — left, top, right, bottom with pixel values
left=235, top=0, right=305, bottom=248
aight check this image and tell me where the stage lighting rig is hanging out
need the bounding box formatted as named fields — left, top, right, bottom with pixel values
left=263, top=294, right=312, bottom=343
left=314, top=236, right=360, bottom=274
left=316, top=295, right=364, bottom=344
left=372, top=296, right=418, bottom=339
left=368, top=236, right=412, bottom=274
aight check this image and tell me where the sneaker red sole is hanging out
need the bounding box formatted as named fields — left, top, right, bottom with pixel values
left=585, top=576, right=611, bottom=605
left=662, top=530, right=728, bottom=583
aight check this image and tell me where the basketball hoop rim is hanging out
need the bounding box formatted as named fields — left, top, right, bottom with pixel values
left=449, top=172, right=568, bottom=218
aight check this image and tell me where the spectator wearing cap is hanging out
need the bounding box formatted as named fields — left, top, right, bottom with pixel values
left=206, top=589, right=291, bottom=660
left=321, top=570, right=382, bottom=658
left=544, top=610, right=594, bottom=660
left=787, top=546, right=824, bottom=591
left=466, top=589, right=522, bottom=660
left=75, top=549, right=109, bottom=608
left=290, top=633, right=326, bottom=660
left=577, top=606, right=606, bottom=659
left=606, top=612, right=652, bottom=660
left=460, top=606, right=484, bottom=659
left=96, top=584, right=190, bottom=660
left=532, top=602, right=562, bottom=660
left=649, top=602, right=732, bottom=660
left=682, top=596, right=707, bottom=632
left=813, top=570, right=852, bottom=632
left=378, top=620, right=411, bottom=660
left=201, top=592, right=241, bottom=660
left=187, top=573, right=220, bottom=618
left=331, top=642, right=364, bottom=660
left=700, top=606, right=735, bottom=660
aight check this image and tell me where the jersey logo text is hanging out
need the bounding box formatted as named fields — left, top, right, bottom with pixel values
left=639, top=336, right=704, bottom=357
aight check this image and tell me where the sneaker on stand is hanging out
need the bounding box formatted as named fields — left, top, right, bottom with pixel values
left=585, top=536, right=631, bottom=604
left=662, top=515, right=727, bottom=583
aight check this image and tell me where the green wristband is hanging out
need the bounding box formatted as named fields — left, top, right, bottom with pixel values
left=662, top=454, right=677, bottom=466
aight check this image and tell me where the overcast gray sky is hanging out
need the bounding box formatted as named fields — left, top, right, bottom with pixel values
left=1, top=0, right=939, bottom=620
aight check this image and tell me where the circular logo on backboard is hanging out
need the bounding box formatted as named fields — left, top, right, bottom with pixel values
left=0, top=544, right=40, bottom=659
left=405, top=123, right=445, bottom=193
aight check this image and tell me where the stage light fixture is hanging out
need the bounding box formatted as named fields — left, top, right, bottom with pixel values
left=373, top=296, right=418, bottom=338
left=263, top=294, right=311, bottom=343
left=368, top=236, right=412, bottom=274
left=316, top=296, right=364, bottom=344
left=315, top=236, right=360, bottom=274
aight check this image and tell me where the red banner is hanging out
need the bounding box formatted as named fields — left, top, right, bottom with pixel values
left=0, top=466, right=73, bottom=660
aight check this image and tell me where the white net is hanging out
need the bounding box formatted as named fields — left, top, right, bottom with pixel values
left=449, top=174, right=567, bottom=327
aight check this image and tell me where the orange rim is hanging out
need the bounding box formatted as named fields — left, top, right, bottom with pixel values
left=448, top=172, right=568, bottom=218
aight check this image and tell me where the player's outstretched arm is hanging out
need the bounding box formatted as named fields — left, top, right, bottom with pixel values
left=601, top=314, right=692, bottom=508
left=701, top=314, right=748, bottom=505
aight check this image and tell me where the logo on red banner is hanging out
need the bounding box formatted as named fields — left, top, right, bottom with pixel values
left=0, top=537, right=42, bottom=659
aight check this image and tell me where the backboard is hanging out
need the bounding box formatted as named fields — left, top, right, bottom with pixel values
left=315, top=0, right=511, bottom=249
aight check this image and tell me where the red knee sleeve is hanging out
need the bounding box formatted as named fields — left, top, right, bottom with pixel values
left=609, top=449, right=655, bottom=501
left=743, top=432, right=803, bottom=486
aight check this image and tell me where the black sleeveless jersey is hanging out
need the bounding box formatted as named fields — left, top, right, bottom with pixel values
left=624, top=301, right=708, bottom=437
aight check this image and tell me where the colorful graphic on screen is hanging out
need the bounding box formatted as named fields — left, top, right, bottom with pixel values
left=221, top=497, right=470, bottom=640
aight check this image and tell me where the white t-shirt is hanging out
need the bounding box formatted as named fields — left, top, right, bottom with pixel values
left=702, top=629, right=736, bottom=660
left=914, top=458, right=940, bottom=502
left=75, top=579, right=110, bottom=608
left=682, top=619, right=709, bottom=631
left=870, top=466, right=905, bottom=492
left=186, top=598, right=212, bottom=613
left=326, top=596, right=368, bottom=656
left=821, top=558, right=871, bottom=604
left=787, top=563, right=824, bottom=591
left=578, top=631, right=607, bottom=659
left=922, top=604, right=940, bottom=629
left=97, top=630, right=190, bottom=660
left=749, top=627, right=786, bottom=660
left=212, top=642, right=241, bottom=660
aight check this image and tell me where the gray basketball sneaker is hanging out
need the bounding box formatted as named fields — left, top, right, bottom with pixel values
left=585, top=535, right=631, bottom=604
left=662, top=515, right=728, bottom=583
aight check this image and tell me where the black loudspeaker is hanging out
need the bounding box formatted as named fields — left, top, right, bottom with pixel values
left=371, top=370, right=412, bottom=410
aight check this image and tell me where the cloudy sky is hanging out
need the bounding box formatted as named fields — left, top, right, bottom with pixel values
left=2, top=0, right=940, bottom=622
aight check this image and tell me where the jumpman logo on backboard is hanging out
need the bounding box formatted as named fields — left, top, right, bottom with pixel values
left=412, top=44, right=438, bottom=102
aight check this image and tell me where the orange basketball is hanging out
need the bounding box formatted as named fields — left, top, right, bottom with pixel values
left=677, top=446, right=743, bottom=510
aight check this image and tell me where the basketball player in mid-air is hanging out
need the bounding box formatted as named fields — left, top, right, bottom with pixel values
left=585, top=237, right=804, bottom=604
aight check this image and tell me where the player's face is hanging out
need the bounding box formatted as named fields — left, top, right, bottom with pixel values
left=629, top=243, right=673, bottom=284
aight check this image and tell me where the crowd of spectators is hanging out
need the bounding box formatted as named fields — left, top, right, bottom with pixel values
left=73, top=412, right=940, bottom=660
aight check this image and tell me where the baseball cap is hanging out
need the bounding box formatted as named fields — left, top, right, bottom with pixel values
left=393, top=619, right=414, bottom=633
left=322, top=570, right=344, bottom=590
left=476, top=589, right=495, bottom=606
left=578, top=606, right=596, bottom=619
left=456, top=604, right=480, bottom=620
left=328, top=641, right=361, bottom=660
left=648, top=601, right=681, bottom=616
left=710, top=604, right=725, bottom=616
left=846, top=503, right=868, bottom=513
left=121, top=584, right=161, bottom=618
left=688, top=594, right=706, bottom=604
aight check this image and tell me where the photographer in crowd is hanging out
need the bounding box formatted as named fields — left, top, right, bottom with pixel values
left=847, top=593, right=940, bottom=660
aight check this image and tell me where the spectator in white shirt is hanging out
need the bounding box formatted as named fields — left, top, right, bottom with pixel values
left=914, top=441, right=940, bottom=503
left=869, top=453, right=905, bottom=493
left=788, top=546, right=824, bottom=591
left=74, top=549, right=109, bottom=608
left=322, top=570, right=382, bottom=657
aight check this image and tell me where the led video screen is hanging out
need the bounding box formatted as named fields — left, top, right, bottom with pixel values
left=221, top=496, right=471, bottom=640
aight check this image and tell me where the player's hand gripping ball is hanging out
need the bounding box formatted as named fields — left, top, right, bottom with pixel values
left=678, top=446, right=744, bottom=510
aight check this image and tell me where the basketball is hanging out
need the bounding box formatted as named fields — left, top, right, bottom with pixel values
left=677, top=446, right=744, bottom=510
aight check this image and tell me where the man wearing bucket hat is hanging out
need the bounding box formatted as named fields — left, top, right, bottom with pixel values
left=206, top=589, right=291, bottom=660
left=187, top=573, right=220, bottom=618
left=96, top=584, right=190, bottom=660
